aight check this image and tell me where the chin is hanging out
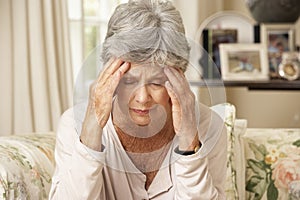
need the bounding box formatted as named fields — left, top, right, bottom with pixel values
left=131, top=116, right=151, bottom=126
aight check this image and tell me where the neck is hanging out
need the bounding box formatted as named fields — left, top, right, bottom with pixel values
left=114, top=121, right=175, bottom=153
left=114, top=120, right=175, bottom=190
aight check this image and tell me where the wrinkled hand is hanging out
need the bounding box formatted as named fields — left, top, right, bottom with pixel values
left=80, top=58, right=130, bottom=151
left=92, top=58, right=130, bottom=128
left=164, top=66, right=199, bottom=150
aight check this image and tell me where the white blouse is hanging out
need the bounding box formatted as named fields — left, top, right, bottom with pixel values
left=49, top=103, right=227, bottom=200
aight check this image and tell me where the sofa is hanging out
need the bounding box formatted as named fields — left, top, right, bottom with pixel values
left=0, top=103, right=299, bottom=200
left=0, top=133, right=55, bottom=199
left=215, top=104, right=300, bottom=200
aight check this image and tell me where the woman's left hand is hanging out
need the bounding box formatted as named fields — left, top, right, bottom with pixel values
left=164, top=66, right=199, bottom=151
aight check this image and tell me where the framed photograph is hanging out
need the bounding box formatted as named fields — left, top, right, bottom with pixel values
left=260, top=24, right=295, bottom=77
left=201, top=28, right=238, bottom=79
left=219, top=43, right=269, bottom=81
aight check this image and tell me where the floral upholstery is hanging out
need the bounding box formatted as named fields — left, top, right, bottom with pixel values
left=0, top=133, right=56, bottom=200
left=211, top=103, right=247, bottom=200
left=242, top=129, right=300, bottom=200
left=212, top=105, right=300, bottom=200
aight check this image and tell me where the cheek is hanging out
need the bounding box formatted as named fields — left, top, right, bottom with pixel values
left=152, top=89, right=170, bottom=106
left=115, top=86, right=133, bottom=104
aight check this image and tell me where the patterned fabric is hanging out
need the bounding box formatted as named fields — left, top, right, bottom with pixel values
left=233, top=119, right=248, bottom=200
left=211, top=103, right=246, bottom=200
left=0, top=133, right=56, bottom=200
left=242, top=129, right=300, bottom=200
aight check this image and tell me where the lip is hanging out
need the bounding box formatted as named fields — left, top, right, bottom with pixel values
left=130, top=108, right=150, bottom=115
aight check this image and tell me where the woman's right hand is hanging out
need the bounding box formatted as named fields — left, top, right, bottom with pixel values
left=80, top=58, right=130, bottom=151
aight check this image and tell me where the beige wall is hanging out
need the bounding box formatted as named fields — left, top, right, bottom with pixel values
left=175, top=0, right=300, bottom=128
left=226, top=88, right=300, bottom=128
left=220, top=0, right=300, bottom=128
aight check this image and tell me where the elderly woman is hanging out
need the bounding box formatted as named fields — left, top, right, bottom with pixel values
left=49, top=0, right=227, bottom=199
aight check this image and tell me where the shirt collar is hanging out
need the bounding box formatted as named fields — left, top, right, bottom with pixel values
left=104, top=116, right=174, bottom=197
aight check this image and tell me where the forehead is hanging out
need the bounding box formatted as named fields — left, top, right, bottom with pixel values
left=125, top=63, right=165, bottom=77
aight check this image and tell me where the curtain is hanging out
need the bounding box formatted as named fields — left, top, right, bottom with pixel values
left=0, top=0, right=73, bottom=135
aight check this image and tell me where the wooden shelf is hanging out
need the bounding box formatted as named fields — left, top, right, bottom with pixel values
left=189, top=79, right=300, bottom=90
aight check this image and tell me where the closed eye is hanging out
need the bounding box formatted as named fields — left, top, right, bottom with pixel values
left=148, top=81, right=164, bottom=89
left=150, top=78, right=165, bottom=85
left=123, top=78, right=138, bottom=85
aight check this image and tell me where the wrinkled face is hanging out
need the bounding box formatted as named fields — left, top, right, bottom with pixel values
left=115, top=63, right=171, bottom=127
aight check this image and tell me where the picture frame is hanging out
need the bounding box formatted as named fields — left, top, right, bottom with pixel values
left=260, top=23, right=295, bottom=77
left=201, top=28, right=238, bottom=79
left=219, top=43, right=269, bottom=81
left=197, top=11, right=256, bottom=80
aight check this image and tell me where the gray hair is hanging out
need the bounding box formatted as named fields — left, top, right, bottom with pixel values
left=101, top=0, right=190, bottom=72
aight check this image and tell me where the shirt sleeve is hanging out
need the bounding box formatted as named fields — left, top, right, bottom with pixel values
left=49, top=108, right=106, bottom=200
left=174, top=107, right=227, bottom=200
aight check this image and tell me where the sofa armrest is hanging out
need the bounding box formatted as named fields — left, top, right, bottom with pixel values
left=0, top=133, right=56, bottom=199
left=211, top=103, right=248, bottom=199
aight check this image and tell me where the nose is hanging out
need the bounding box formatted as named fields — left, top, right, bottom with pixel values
left=134, top=85, right=151, bottom=104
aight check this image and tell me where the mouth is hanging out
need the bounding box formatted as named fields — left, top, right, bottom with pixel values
left=130, top=108, right=150, bottom=115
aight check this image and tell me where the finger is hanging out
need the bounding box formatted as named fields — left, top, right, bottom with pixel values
left=165, top=81, right=181, bottom=109
left=102, top=57, right=116, bottom=72
left=95, top=61, right=130, bottom=98
left=165, top=66, right=185, bottom=79
left=96, top=57, right=116, bottom=80
left=164, top=67, right=185, bottom=85
left=110, top=62, right=131, bottom=90
left=94, top=61, right=130, bottom=97
left=164, top=67, right=188, bottom=94
left=118, top=61, right=131, bottom=75
left=101, top=59, right=125, bottom=81
left=94, top=58, right=125, bottom=93
left=170, top=67, right=189, bottom=88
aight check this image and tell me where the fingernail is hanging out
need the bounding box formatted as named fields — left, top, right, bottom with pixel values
left=164, top=66, right=169, bottom=72
left=165, top=81, right=171, bottom=87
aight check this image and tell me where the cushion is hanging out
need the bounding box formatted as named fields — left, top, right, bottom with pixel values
left=242, top=129, right=300, bottom=200
left=0, top=133, right=56, bottom=199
